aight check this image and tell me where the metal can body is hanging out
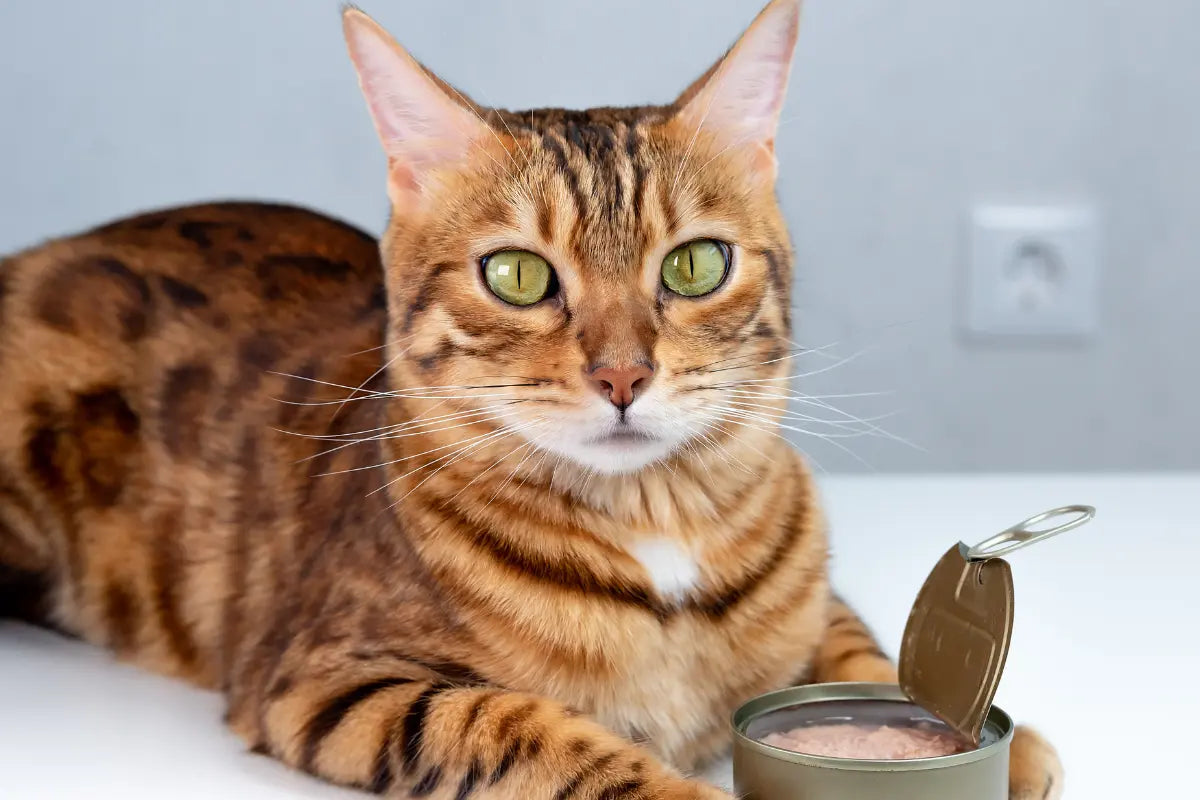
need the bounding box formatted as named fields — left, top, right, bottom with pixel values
left=732, top=683, right=1014, bottom=800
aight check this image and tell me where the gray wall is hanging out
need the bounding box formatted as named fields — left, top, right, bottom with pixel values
left=1, top=0, right=1196, bottom=472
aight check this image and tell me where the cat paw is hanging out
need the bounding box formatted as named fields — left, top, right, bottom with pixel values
left=1008, top=725, right=1063, bottom=800
left=652, top=777, right=733, bottom=800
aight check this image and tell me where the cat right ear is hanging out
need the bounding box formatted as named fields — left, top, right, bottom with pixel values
left=671, top=0, right=802, bottom=180
left=342, top=7, right=492, bottom=207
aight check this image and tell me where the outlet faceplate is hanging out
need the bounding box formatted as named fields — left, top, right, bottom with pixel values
left=964, top=205, right=1099, bottom=340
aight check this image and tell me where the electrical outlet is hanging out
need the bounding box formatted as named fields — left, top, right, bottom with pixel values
left=964, top=205, right=1099, bottom=340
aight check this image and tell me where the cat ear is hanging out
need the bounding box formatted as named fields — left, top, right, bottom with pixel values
left=673, top=0, right=802, bottom=173
left=342, top=7, right=491, bottom=205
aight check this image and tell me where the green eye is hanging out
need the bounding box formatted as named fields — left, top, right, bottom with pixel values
left=661, top=239, right=730, bottom=297
left=483, top=250, right=556, bottom=306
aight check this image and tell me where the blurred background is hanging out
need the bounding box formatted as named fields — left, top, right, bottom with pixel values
left=1, top=0, right=1196, bottom=472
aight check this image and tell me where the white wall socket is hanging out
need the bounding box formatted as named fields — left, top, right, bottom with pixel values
left=964, top=205, right=1100, bottom=340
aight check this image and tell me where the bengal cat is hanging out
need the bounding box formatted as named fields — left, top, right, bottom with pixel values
left=0, top=1, right=1062, bottom=798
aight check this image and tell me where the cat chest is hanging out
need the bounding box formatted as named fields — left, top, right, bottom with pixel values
left=555, top=538, right=822, bottom=763
left=628, top=537, right=702, bottom=601
left=572, top=608, right=815, bottom=767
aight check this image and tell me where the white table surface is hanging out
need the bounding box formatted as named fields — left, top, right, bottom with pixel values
left=2, top=473, right=1195, bottom=798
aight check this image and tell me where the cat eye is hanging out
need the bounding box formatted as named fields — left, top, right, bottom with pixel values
left=660, top=239, right=730, bottom=297
left=482, top=250, right=556, bottom=306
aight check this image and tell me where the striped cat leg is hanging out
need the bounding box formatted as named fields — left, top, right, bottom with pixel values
left=807, top=595, right=898, bottom=684
left=257, top=664, right=731, bottom=799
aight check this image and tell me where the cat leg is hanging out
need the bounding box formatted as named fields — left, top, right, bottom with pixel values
left=253, top=660, right=731, bottom=799
left=1006, top=725, right=1063, bottom=800
left=807, top=594, right=897, bottom=684
left=811, top=595, right=1063, bottom=800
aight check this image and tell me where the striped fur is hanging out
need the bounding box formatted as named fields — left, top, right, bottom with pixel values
left=0, top=1, right=1061, bottom=798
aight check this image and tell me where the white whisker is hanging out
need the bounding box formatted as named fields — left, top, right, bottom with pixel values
left=325, top=417, right=532, bottom=479
left=282, top=402, right=525, bottom=443
left=338, top=333, right=417, bottom=358
left=277, top=390, right=533, bottom=407
left=724, top=398, right=898, bottom=432
left=486, top=430, right=553, bottom=506
left=331, top=343, right=415, bottom=419
left=708, top=407, right=875, bottom=470
left=452, top=424, right=547, bottom=505
left=297, top=405, right=529, bottom=464
left=386, top=422, right=543, bottom=510
left=726, top=387, right=894, bottom=402
left=696, top=408, right=830, bottom=474
left=703, top=349, right=866, bottom=390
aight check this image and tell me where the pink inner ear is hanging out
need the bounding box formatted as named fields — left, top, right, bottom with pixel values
left=680, top=0, right=800, bottom=150
left=387, top=160, right=420, bottom=195
left=344, top=11, right=488, bottom=179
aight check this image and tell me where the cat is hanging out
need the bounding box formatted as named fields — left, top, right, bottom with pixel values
left=0, top=0, right=1062, bottom=798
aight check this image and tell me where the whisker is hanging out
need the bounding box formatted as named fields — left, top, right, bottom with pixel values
left=442, top=85, right=528, bottom=190
left=269, top=371, right=390, bottom=398
left=373, top=422, right=540, bottom=501
left=724, top=398, right=898, bottom=431
left=297, top=405, right=529, bottom=464
left=703, top=346, right=847, bottom=375
left=683, top=341, right=842, bottom=376
left=715, top=406, right=885, bottom=441
left=482, top=102, right=533, bottom=171
left=784, top=337, right=844, bottom=362
left=338, top=333, right=416, bottom=358
left=700, top=349, right=866, bottom=390
left=323, top=418, right=530, bottom=479
left=686, top=420, right=751, bottom=476
left=696, top=425, right=757, bottom=475
left=572, top=461, right=604, bottom=497
left=486, top=430, right=553, bottom=505
left=275, top=390, right=531, bottom=407
left=671, top=50, right=733, bottom=197
left=695, top=408, right=830, bottom=474
left=278, top=402, right=524, bottom=442
left=386, top=422, right=543, bottom=509
left=271, top=371, right=542, bottom=396
left=726, top=387, right=894, bottom=402
left=331, top=343, right=415, bottom=419
left=442, top=84, right=541, bottom=210
left=708, top=407, right=875, bottom=471
left=680, top=438, right=714, bottom=483
left=789, top=396, right=923, bottom=453
left=465, top=427, right=553, bottom=510
left=723, top=384, right=918, bottom=452
left=511, top=445, right=554, bottom=498
left=713, top=421, right=782, bottom=473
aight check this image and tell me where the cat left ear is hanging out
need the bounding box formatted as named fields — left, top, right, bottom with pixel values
left=342, top=7, right=492, bottom=206
left=672, top=0, right=802, bottom=176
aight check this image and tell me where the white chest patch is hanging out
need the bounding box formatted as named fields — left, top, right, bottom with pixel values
left=629, top=537, right=700, bottom=602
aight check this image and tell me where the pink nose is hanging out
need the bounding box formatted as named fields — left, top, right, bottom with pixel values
left=587, top=364, right=654, bottom=409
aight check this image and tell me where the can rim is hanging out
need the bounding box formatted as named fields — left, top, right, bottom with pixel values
left=730, top=682, right=1015, bottom=772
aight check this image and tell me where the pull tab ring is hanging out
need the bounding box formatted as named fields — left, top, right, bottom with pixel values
left=965, top=505, right=1095, bottom=562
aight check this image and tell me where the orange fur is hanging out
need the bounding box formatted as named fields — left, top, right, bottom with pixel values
left=0, top=1, right=1061, bottom=798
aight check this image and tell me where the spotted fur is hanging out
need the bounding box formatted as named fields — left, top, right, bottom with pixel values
left=0, top=1, right=1061, bottom=798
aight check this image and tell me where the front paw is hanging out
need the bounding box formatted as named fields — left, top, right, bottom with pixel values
left=1008, top=725, right=1063, bottom=800
left=654, top=777, right=733, bottom=800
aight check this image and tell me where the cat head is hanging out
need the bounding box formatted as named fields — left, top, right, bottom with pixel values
left=344, top=0, right=800, bottom=475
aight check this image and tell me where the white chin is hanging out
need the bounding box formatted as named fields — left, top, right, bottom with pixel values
left=546, top=436, right=679, bottom=475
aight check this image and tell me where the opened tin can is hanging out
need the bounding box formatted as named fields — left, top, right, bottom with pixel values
left=731, top=683, right=1014, bottom=800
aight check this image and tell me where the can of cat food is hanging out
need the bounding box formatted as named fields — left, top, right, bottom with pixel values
left=731, top=683, right=1013, bottom=800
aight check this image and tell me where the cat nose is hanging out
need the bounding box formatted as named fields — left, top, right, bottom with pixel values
left=586, top=363, right=654, bottom=410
